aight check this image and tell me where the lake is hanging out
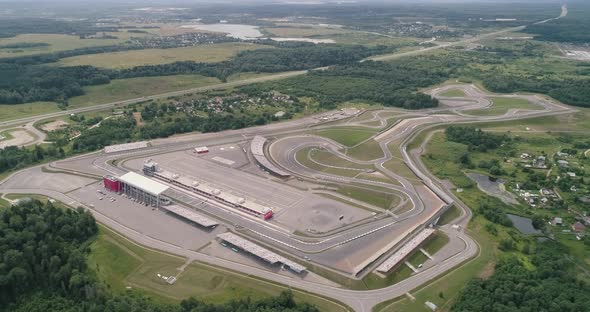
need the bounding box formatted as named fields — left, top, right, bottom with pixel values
left=181, top=24, right=264, bottom=39
left=507, top=214, right=541, bottom=235
left=180, top=24, right=335, bottom=43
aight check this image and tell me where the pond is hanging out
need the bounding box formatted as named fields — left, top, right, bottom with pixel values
left=507, top=214, right=542, bottom=235
left=467, top=172, right=519, bottom=205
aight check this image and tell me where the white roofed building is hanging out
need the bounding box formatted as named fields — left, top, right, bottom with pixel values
left=118, top=172, right=169, bottom=207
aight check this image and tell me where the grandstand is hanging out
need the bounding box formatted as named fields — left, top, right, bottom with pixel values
left=217, top=232, right=306, bottom=274
left=104, top=141, right=149, bottom=154
left=145, top=161, right=274, bottom=220
left=250, top=136, right=290, bottom=178
left=376, top=228, right=436, bottom=273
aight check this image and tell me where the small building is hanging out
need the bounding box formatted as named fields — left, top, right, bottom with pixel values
left=572, top=221, right=586, bottom=233
left=194, top=146, right=209, bottom=154
left=566, top=172, right=576, bottom=177
left=274, top=111, right=285, bottom=118
left=552, top=217, right=563, bottom=226
left=557, top=160, right=569, bottom=168
left=556, top=151, right=569, bottom=158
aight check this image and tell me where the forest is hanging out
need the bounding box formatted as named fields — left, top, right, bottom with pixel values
left=446, top=126, right=509, bottom=152
left=261, top=60, right=445, bottom=109
left=0, top=43, right=393, bottom=105
left=0, top=200, right=319, bottom=312
left=451, top=241, right=590, bottom=312
left=0, top=18, right=116, bottom=38
left=525, top=2, right=590, bottom=43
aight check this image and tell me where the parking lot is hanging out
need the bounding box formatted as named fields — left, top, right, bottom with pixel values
left=70, top=182, right=223, bottom=250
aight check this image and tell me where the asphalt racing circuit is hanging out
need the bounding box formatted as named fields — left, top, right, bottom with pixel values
left=0, top=84, right=575, bottom=312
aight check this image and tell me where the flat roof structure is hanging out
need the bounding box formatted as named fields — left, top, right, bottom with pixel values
left=154, top=168, right=272, bottom=216
left=162, top=205, right=218, bottom=227
left=251, top=136, right=291, bottom=177
left=119, top=172, right=169, bottom=195
left=104, top=141, right=149, bottom=153
left=376, top=228, right=436, bottom=273
left=217, top=232, right=306, bottom=273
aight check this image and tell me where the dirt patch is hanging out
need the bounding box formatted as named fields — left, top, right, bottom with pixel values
left=0, top=130, right=35, bottom=148
left=41, top=120, right=68, bottom=132
left=132, top=112, right=144, bottom=126
left=479, top=261, right=496, bottom=279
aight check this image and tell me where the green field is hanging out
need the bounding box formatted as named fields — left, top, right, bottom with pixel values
left=346, top=139, right=385, bottom=161
left=423, top=232, right=451, bottom=255
left=466, top=97, right=543, bottom=116
left=314, top=127, right=377, bottom=147
left=68, top=75, right=221, bottom=109
left=382, top=157, right=423, bottom=185
left=437, top=205, right=462, bottom=225
left=89, top=226, right=348, bottom=311
left=439, top=89, right=466, bottom=97
left=58, top=43, right=267, bottom=69
left=0, top=33, right=145, bottom=58
left=295, top=147, right=369, bottom=178
left=311, top=148, right=372, bottom=170
left=0, top=101, right=61, bottom=122
left=335, top=185, right=401, bottom=210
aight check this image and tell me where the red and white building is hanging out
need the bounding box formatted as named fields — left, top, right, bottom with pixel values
left=103, top=175, right=121, bottom=192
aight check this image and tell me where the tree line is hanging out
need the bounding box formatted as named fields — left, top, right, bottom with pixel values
left=1, top=200, right=319, bottom=312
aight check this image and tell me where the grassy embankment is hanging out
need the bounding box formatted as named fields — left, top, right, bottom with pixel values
left=88, top=225, right=349, bottom=311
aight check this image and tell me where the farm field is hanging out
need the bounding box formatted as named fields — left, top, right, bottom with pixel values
left=58, top=43, right=268, bottom=69
left=0, top=33, right=147, bottom=58
left=68, top=75, right=222, bottom=109
left=89, top=226, right=347, bottom=311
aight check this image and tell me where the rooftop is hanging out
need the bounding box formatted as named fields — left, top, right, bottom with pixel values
left=217, top=232, right=306, bottom=273
left=162, top=205, right=218, bottom=227
left=119, top=172, right=169, bottom=195
left=376, top=228, right=435, bottom=273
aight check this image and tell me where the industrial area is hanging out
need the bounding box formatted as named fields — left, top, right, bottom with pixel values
left=0, top=84, right=574, bottom=312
